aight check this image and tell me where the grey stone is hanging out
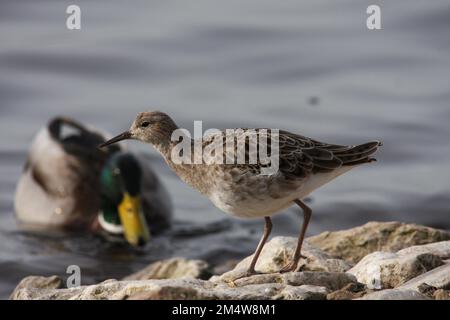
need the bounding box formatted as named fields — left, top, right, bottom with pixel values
left=123, top=257, right=210, bottom=281
left=326, top=282, right=367, bottom=300
left=399, top=263, right=450, bottom=291
left=308, top=222, right=450, bottom=263
left=11, top=277, right=332, bottom=300
left=356, top=289, right=431, bottom=300
left=396, top=241, right=450, bottom=260
left=216, top=236, right=351, bottom=281
left=10, top=275, right=63, bottom=300
left=348, top=242, right=447, bottom=289
left=10, top=225, right=450, bottom=301
left=274, top=285, right=328, bottom=300
left=433, top=289, right=450, bottom=300
left=215, top=271, right=357, bottom=292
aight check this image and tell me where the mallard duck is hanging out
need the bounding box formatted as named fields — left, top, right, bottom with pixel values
left=14, top=117, right=172, bottom=246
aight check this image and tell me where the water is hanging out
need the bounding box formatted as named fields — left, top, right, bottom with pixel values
left=1, top=0, right=450, bottom=298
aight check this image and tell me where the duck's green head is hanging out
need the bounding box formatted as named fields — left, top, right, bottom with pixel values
left=99, top=152, right=150, bottom=246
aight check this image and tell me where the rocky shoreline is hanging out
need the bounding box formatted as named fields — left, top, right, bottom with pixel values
left=10, top=221, right=450, bottom=300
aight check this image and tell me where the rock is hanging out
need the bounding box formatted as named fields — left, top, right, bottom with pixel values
left=326, top=282, right=367, bottom=300
left=123, top=257, right=210, bottom=281
left=396, top=241, right=450, bottom=259
left=10, top=275, right=63, bottom=300
left=413, top=283, right=450, bottom=300
left=12, top=275, right=62, bottom=291
left=281, top=272, right=357, bottom=291
left=10, top=224, right=450, bottom=300
left=357, top=289, right=431, bottom=300
left=212, top=236, right=355, bottom=291
left=10, top=236, right=356, bottom=300
left=433, top=289, right=450, bottom=300
left=214, top=236, right=351, bottom=278
left=398, top=263, right=450, bottom=292
left=115, top=280, right=327, bottom=300
left=11, top=278, right=329, bottom=300
left=348, top=249, right=444, bottom=289
left=307, top=221, right=450, bottom=264
left=417, top=283, right=438, bottom=297
left=274, top=285, right=328, bottom=300
left=348, top=241, right=450, bottom=289
left=214, top=271, right=357, bottom=292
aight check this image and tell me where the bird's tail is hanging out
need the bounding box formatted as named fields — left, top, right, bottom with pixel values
left=334, top=140, right=382, bottom=166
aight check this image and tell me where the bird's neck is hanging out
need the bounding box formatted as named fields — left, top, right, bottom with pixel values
left=154, top=129, right=194, bottom=163
left=158, top=137, right=213, bottom=196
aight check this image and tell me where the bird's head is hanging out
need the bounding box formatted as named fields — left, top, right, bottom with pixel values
left=99, top=111, right=178, bottom=149
left=99, top=152, right=150, bottom=247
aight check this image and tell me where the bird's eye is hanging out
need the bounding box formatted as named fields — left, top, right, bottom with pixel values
left=141, top=121, right=150, bottom=128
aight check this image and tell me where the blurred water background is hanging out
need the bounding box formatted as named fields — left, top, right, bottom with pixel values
left=1, top=0, right=449, bottom=298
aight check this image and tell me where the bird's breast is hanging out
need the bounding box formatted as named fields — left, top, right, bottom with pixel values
left=206, top=168, right=302, bottom=218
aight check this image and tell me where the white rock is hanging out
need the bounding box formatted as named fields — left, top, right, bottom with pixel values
left=347, top=252, right=396, bottom=289
left=348, top=247, right=444, bottom=289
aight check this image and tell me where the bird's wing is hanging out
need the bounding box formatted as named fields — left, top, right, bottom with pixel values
left=200, top=129, right=380, bottom=178
left=278, top=130, right=381, bottom=177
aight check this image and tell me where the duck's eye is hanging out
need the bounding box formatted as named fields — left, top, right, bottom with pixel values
left=140, top=121, right=150, bottom=128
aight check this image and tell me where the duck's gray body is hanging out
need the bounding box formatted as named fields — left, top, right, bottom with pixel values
left=14, top=117, right=172, bottom=233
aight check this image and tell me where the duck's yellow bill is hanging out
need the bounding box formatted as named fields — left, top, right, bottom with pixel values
left=118, top=193, right=151, bottom=246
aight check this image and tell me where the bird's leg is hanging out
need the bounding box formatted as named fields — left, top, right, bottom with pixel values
left=279, top=199, right=312, bottom=273
left=233, top=216, right=272, bottom=280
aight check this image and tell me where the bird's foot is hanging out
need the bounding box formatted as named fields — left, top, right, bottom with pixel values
left=278, top=261, right=298, bottom=273
left=278, top=254, right=306, bottom=273
left=227, top=268, right=260, bottom=285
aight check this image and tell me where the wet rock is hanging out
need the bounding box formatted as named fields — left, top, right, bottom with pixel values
left=357, top=289, right=431, bottom=300
left=123, top=257, right=210, bottom=281
left=348, top=249, right=444, bottom=289
left=398, top=263, right=450, bottom=292
left=308, top=221, right=450, bottom=264
left=326, top=282, right=367, bottom=300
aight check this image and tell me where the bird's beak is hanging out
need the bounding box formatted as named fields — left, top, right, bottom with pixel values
left=99, top=131, right=132, bottom=148
left=117, top=193, right=150, bottom=247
